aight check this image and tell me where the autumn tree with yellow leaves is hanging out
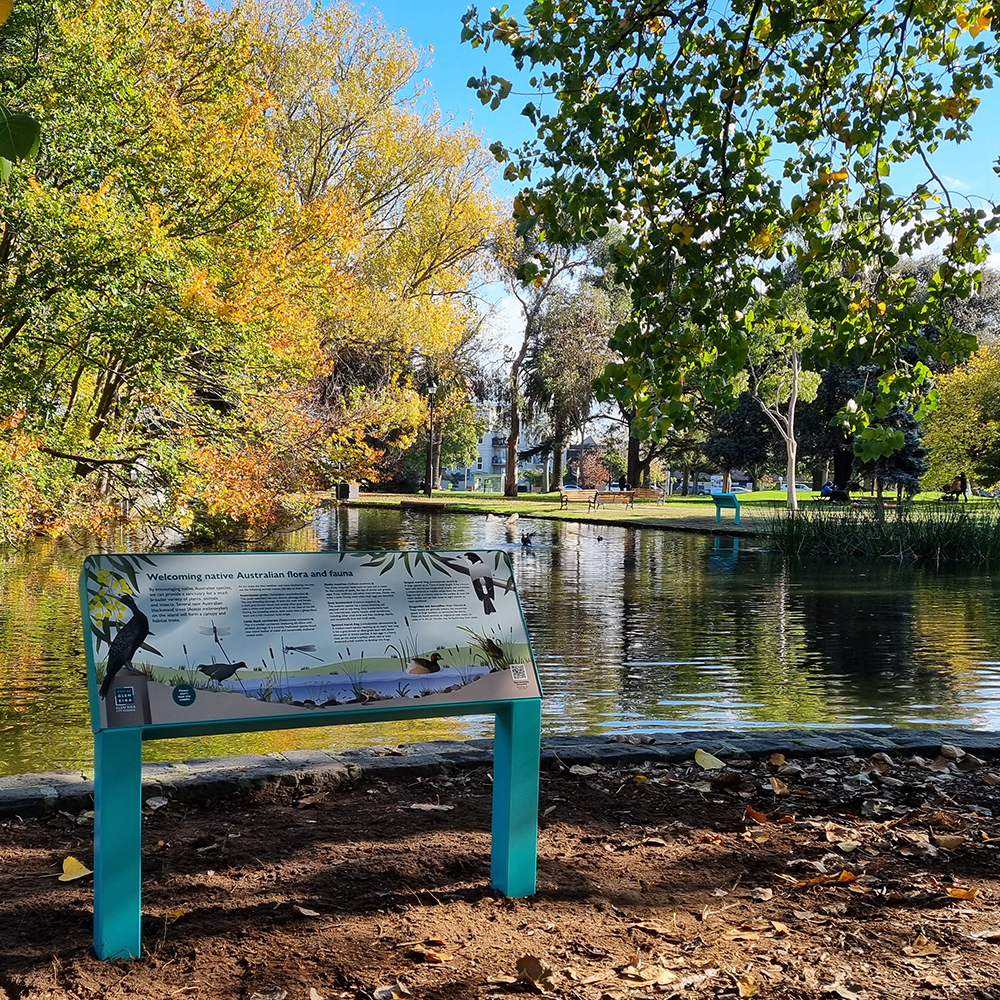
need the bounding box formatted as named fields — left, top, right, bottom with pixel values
left=0, top=0, right=504, bottom=541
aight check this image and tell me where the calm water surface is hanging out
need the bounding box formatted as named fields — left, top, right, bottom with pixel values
left=2, top=507, right=999, bottom=776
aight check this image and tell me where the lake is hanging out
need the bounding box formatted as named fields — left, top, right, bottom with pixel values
left=2, top=506, right=999, bottom=776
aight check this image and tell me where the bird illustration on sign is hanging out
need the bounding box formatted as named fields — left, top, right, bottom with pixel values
left=99, top=593, right=154, bottom=699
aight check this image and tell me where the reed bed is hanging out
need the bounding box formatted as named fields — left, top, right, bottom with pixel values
left=764, top=502, right=1000, bottom=563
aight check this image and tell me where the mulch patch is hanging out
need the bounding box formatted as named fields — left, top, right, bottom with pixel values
left=4, top=743, right=1000, bottom=999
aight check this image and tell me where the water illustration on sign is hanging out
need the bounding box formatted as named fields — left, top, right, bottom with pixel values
left=81, top=550, right=541, bottom=731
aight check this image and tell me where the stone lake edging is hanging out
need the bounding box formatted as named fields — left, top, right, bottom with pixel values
left=4, top=728, right=1000, bottom=818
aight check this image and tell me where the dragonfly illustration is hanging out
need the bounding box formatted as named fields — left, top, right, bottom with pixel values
left=282, top=643, right=324, bottom=662
left=199, top=621, right=232, bottom=660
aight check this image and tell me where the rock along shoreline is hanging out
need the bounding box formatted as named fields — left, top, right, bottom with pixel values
left=4, top=727, right=1000, bottom=819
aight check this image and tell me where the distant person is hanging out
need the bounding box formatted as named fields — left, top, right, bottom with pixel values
left=820, top=481, right=834, bottom=497
left=618, top=474, right=628, bottom=491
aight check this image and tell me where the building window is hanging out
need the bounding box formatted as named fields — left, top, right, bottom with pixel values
left=477, top=457, right=483, bottom=470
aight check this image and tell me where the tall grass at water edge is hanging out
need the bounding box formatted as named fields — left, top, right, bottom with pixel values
left=765, top=504, right=1000, bottom=563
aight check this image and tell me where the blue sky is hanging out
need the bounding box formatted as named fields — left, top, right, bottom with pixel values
left=363, top=0, right=1000, bottom=216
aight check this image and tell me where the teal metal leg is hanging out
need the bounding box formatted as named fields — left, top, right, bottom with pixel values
left=491, top=699, right=541, bottom=896
left=93, top=727, right=144, bottom=959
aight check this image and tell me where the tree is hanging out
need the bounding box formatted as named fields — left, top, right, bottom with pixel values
left=0, top=0, right=505, bottom=539
left=524, top=282, right=615, bottom=487
left=463, top=1, right=997, bottom=463
left=496, top=235, right=594, bottom=496
left=743, top=291, right=822, bottom=510
left=858, top=406, right=929, bottom=501
left=704, top=393, right=778, bottom=490
left=923, top=344, right=1000, bottom=489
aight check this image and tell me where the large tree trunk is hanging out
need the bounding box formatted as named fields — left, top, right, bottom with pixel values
left=784, top=440, right=798, bottom=511
left=832, top=448, right=853, bottom=490
left=626, top=429, right=640, bottom=489
left=505, top=401, right=520, bottom=497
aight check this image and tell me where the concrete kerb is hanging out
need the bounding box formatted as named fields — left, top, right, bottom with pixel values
left=4, top=728, right=1000, bottom=819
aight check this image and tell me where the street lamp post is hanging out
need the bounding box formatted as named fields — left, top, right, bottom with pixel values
left=424, top=385, right=436, bottom=497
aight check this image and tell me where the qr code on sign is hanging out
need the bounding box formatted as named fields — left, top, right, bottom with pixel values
left=510, top=664, right=528, bottom=681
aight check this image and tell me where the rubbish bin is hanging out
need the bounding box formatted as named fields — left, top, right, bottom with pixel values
left=336, top=481, right=350, bottom=500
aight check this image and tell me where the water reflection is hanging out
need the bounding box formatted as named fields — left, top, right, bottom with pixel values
left=1, top=508, right=1000, bottom=776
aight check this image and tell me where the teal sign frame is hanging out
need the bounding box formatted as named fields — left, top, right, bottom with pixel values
left=81, top=550, right=542, bottom=960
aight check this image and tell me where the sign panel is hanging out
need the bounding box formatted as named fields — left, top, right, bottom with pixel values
left=81, top=550, right=541, bottom=733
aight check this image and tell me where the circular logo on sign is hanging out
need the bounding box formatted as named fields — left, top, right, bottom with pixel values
left=172, top=684, right=196, bottom=707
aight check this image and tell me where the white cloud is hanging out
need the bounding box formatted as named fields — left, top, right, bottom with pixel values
left=941, top=174, right=973, bottom=192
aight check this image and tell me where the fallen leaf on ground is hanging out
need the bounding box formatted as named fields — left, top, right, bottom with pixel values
left=903, top=933, right=940, bottom=956
left=409, top=948, right=453, bottom=963
left=743, top=804, right=767, bottom=824
left=769, top=776, right=791, bottom=796
left=723, top=928, right=760, bottom=941
left=569, top=765, right=599, bottom=777
left=770, top=753, right=786, bottom=766
left=516, top=955, right=556, bottom=992
left=750, top=887, right=773, bottom=901
left=615, top=959, right=677, bottom=986
left=144, top=796, right=168, bottom=810
left=58, top=857, right=92, bottom=882
left=932, top=834, right=967, bottom=850
left=739, top=972, right=762, bottom=997
left=628, top=919, right=683, bottom=939
left=948, top=886, right=978, bottom=900
left=409, top=803, right=454, bottom=812
left=373, top=983, right=412, bottom=1000
left=694, top=748, right=725, bottom=770
left=249, top=991, right=287, bottom=1000
left=293, top=905, right=322, bottom=918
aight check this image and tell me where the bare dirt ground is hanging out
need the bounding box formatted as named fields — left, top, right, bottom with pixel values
left=5, top=744, right=1000, bottom=1000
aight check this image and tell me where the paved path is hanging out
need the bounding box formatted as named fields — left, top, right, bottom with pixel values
left=4, top=728, right=1000, bottom=818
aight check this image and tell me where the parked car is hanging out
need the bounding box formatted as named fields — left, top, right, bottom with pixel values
left=730, top=486, right=751, bottom=493
left=561, top=483, right=582, bottom=490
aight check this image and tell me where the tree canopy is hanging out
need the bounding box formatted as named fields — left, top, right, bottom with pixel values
left=463, top=0, right=999, bottom=459
left=0, top=0, right=505, bottom=540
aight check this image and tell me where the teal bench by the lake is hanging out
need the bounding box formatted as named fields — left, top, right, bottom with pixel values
left=712, top=493, right=741, bottom=524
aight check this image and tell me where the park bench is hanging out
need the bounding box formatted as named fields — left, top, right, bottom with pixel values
left=591, top=490, right=635, bottom=510
left=81, top=549, right=542, bottom=959
left=560, top=488, right=597, bottom=509
left=712, top=492, right=741, bottom=524
left=632, top=487, right=665, bottom=502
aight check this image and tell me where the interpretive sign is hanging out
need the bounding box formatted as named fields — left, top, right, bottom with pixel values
left=82, top=550, right=541, bottom=731
left=80, top=550, right=542, bottom=961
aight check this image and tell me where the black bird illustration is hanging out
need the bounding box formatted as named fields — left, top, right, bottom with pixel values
left=463, top=552, right=496, bottom=614
left=197, top=661, right=248, bottom=682
left=409, top=652, right=444, bottom=674
left=99, top=593, right=153, bottom=698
